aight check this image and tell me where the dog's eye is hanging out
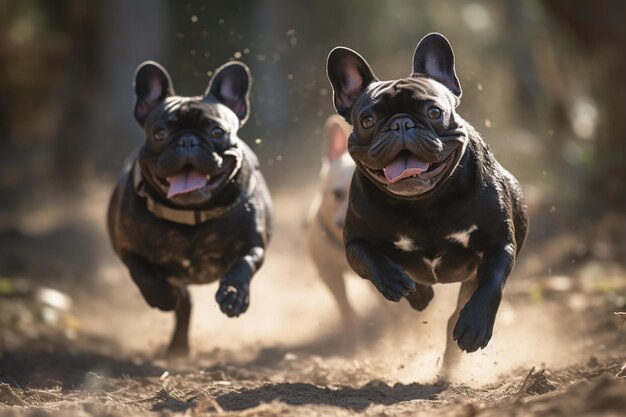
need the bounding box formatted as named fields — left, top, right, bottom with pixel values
left=210, top=127, right=226, bottom=139
left=153, top=127, right=168, bottom=141
left=361, top=116, right=375, bottom=129
left=427, top=106, right=442, bottom=120
left=332, top=189, right=346, bottom=201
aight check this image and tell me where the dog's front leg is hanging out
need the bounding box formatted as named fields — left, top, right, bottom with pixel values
left=215, top=247, right=264, bottom=317
left=121, top=252, right=177, bottom=311
left=453, top=242, right=516, bottom=352
left=346, top=238, right=416, bottom=302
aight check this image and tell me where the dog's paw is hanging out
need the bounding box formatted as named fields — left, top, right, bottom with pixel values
left=370, top=263, right=416, bottom=302
left=453, top=289, right=499, bottom=352
left=405, top=285, right=434, bottom=311
left=215, top=280, right=250, bottom=318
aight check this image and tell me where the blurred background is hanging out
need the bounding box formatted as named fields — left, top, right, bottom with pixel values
left=0, top=0, right=624, bottom=351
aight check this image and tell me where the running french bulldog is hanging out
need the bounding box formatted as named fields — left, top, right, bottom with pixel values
left=107, top=60, right=272, bottom=356
left=326, top=33, right=528, bottom=369
left=307, top=115, right=357, bottom=326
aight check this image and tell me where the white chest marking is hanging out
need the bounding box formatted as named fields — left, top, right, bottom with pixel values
left=394, top=235, right=419, bottom=252
left=446, top=225, right=478, bottom=248
left=422, top=256, right=442, bottom=281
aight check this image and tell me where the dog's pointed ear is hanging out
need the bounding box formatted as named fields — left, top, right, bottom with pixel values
left=206, top=62, right=251, bottom=125
left=134, top=61, right=174, bottom=126
left=412, top=33, right=462, bottom=97
left=327, top=47, right=378, bottom=119
left=325, top=121, right=349, bottom=161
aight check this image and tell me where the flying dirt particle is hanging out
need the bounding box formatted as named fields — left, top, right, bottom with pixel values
left=276, top=155, right=283, bottom=162
left=256, top=54, right=266, bottom=61
left=484, top=119, right=492, bottom=128
left=477, top=83, right=483, bottom=91
left=286, top=29, right=296, bottom=36
left=255, top=138, right=262, bottom=144
left=160, top=371, right=169, bottom=380
left=287, top=74, right=294, bottom=80
left=234, top=51, right=242, bottom=59
left=190, top=15, right=198, bottom=23
left=190, top=49, right=196, bottom=56
left=549, top=206, right=556, bottom=213
left=244, top=48, right=250, bottom=54
left=206, top=71, right=213, bottom=77
left=320, top=88, right=328, bottom=96
left=218, top=18, right=224, bottom=24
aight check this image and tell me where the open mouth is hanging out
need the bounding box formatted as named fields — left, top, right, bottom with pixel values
left=364, top=150, right=450, bottom=184
left=153, top=165, right=229, bottom=199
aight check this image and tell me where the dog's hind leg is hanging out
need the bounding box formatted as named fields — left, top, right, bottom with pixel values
left=166, top=286, right=191, bottom=358
left=441, top=277, right=477, bottom=379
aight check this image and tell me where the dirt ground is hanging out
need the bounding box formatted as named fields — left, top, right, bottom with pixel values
left=0, top=186, right=625, bottom=416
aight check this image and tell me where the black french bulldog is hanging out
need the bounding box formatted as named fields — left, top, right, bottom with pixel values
left=107, top=60, right=272, bottom=356
left=327, top=33, right=528, bottom=369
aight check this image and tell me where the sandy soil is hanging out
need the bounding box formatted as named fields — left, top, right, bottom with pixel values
left=0, top=186, right=625, bottom=416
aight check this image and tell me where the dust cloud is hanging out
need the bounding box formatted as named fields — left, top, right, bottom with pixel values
left=76, top=182, right=581, bottom=387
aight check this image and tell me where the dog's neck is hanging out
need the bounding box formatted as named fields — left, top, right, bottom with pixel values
left=132, top=161, right=255, bottom=225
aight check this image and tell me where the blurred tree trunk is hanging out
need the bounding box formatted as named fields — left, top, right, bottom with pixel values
left=91, top=0, right=168, bottom=174
left=50, top=2, right=99, bottom=185
left=543, top=0, right=626, bottom=210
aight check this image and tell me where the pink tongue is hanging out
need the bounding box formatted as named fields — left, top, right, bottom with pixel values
left=167, top=169, right=208, bottom=198
left=383, top=154, right=430, bottom=183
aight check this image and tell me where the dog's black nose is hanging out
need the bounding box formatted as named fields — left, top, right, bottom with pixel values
left=390, top=117, right=415, bottom=132
left=177, top=133, right=200, bottom=148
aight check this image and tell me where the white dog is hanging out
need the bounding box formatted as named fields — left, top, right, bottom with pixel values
left=307, top=115, right=357, bottom=327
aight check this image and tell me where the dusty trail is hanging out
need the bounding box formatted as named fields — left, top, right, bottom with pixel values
left=0, top=186, right=624, bottom=416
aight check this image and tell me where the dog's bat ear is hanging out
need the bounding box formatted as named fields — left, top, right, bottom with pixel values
left=133, top=61, right=175, bottom=126
left=412, top=33, right=462, bottom=97
left=327, top=47, right=378, bottom=120
left=324, top=116, right=351, bottom=161
left=206, top=62, right=251, bottom=126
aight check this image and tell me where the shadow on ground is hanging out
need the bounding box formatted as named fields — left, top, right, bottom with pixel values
left=0, top=348, right=164, bottom=390
left=214, top=380, right=447, bottom=412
